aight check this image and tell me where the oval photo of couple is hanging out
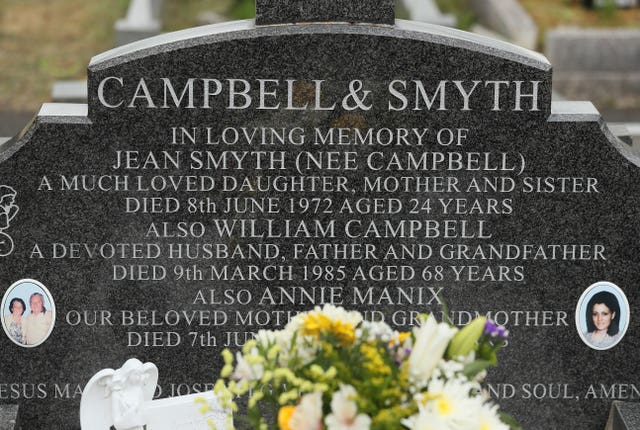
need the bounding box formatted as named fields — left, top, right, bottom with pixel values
left=1, top=279, right=55, bottom=347
left=576, top=281, right=630, bottom=351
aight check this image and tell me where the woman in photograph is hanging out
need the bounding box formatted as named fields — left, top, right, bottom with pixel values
left=4, top=297, right=26, bottom=344
left=584, top=291, right=621, bottom=348
left=23, top=292, right=53, bottom=346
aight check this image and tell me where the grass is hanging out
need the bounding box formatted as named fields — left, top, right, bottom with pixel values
left=0, top=0, right=129, bottom=112
left=434, top=0, right=475, bottom=30
left=435, top=0, right=640, bottom=47
left=522, top=0, right=640, bottom=29
left=163, top=0, right=245, bottom=31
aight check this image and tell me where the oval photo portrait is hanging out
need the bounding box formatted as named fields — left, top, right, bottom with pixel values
left=1, top=279, right=55, bottom=347
left=576, top=281, right=629, bottom=350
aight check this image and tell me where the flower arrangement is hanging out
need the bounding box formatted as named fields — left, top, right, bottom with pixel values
left=207, top=305, right=515, bottom=430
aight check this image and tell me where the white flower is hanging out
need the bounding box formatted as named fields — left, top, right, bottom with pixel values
left=287, top=304, right=363, bottom=332
left=325, top=385, right=371, bottom=430
left=401, top=404, right=453, bottom=430
left=322, top=304, right=363, bottom=326
left=285, top=305, right=361, bottom=364
left=360, top=320, right=395, bottom=342
left=290, top=392, right=323, bottom=430
left=477, top=404, right=509, bottom=430
left=231, top=348, right=263, bottom=381
left=255, top=329, right=279, bottom=348
left=256, top=328, right=296, bottom=366
left=473, top=369, right=488, bottom=384
left=408, top=315, right=457, bottom=386
left=432, top=359, right=465, bottom=381
left=421, top=378, right=479, bottom=427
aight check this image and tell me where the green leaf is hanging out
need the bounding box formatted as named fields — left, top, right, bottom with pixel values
left=447, top=317, right=486, bottom=359
left=462, top=360, right=494, bottom=378
left=477, top=345, right=499, bottom=365
left=499, top=411, right=523, bottom=430
left=440, top=295, right=453, bottom=326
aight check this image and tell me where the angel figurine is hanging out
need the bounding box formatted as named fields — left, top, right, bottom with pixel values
left=80, top=358, right=158, bottom=430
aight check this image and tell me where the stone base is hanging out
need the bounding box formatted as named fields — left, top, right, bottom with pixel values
left=606, top=401, right=640, bottom=430
left=0, top=405, right=19, bottom=430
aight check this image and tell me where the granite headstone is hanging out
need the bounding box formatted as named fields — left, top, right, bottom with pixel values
left=0, top=1, right=638, bottom=430
left=605, top=400, right=640, bottom=430
left=606, top=401, right=640, bottom=430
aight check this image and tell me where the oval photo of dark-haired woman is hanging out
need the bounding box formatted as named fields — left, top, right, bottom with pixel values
left=576, top=281, right=629, bottom=350
left=1, top=279, right=55, bottom=347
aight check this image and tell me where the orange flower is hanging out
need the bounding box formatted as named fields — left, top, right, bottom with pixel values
left=278, top=405, right=296, bottom=430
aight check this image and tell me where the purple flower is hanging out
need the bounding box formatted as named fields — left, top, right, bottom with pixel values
left=484, top=319, right=508, bottom=340
left=496, top=326, right=509, bottom=339
left=484, top=320, right=497, bottom=336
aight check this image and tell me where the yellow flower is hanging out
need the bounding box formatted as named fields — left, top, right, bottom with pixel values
left=435, top=396, right=452, bottom=416
left=302, top=312, right=332, bottom=337
left=389, top=331, right=411, bottom=349
left=361, top=343, right=391, bottom=376
left=332, top=320, right=356, bottom=345
left=302, top=311, right=356, bottom=345
left=278, top=405, right=296, bottom=430
left=398, top=332, right=411, bottom=343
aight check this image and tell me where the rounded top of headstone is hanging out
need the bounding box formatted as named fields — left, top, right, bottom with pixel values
left=89, top=20, right=550, bottom=72
left=87, top=20, right=552, bottom=120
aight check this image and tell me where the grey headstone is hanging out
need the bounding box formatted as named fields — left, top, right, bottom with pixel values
left=401, top=0, right=456, bottom=26
left=196, top=11, right=228, bottom=26
left=608, top=124, right=633, bottom=146
left=51, top=81, right=88, bottom=104
left=617, top=123, right=640, bottom=155
left=626, top=123, right=640, bottom=137
left=471, top=24, right=509, bottom=42
left=151, top=0, right=164, bottom=20
left=0, top=5, right=638, bottom=430
left=547, top=28, right=640, bottom=73
left=595, top=0, right=639, bottom=7
left=606, top=401, right=640, bottom=430
left=546, top=28, right=640, bottom=110
left=469, top=0, right=538, bottom=49
left=0, top=405, right=19, bottom=430
left=115, top=0, right=162, bottom=46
